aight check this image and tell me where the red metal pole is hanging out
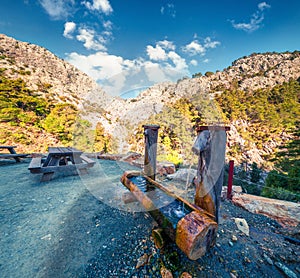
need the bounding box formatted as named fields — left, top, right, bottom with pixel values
left=227, top=160, right=234, bottom=200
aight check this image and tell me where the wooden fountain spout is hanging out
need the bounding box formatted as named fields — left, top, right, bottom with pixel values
left=143, top=124, right=160, bottom=181
left=120, top=124, right=230, bottom=260
left=192, top=126, right=230, bottom=222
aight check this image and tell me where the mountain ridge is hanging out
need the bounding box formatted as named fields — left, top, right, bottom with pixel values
left=0, top=34, right=299, bottom=168
left=0, top=33, right=113, bottom=107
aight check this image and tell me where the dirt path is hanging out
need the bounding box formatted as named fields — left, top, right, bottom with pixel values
left=0, top=159, right=299, bottom=277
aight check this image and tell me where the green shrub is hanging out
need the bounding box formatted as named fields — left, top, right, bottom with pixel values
left=250, top=162, right=261, bottom=183
left=42, top=103, right=77, bottom=143
left=158, top=151, right=183, bottom=167
left=261, top=186, right=299, bottom=202
left=262, top=170, right=300, bottom=202
left=0, top=107, right=22, bottom=123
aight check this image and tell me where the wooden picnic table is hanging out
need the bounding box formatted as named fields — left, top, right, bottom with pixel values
left=28, top=147, right=95, bottom=181
left=0, top=145, right=28, bottom=162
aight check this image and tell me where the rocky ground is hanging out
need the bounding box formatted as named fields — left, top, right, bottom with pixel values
left=0, top=158, right=299, bottom=278
left=83, top=199, right=300, bottom=278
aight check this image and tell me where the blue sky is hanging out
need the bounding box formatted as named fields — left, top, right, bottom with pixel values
left=1, top=0, right=300, bottom=96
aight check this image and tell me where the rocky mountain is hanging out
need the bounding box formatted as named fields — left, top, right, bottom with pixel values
left=99, top=51, right=300, bottom=164
left=0, top=34, right=112, bottom=107
left=0, top=34, right=299, bottom=168
left=107, top=51, right=300, bottom=125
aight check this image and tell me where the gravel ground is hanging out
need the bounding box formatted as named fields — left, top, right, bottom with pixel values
left=0, top=158, right=299, bottom=278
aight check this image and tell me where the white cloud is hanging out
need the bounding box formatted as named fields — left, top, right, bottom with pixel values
left=146, top=40, right=176, bottom=61
left=203, top=58, right=210, bottom=63
left=258, top=2, right=271, bottom=11
left=160, top=3, right=176, bottom=18
left=204, top=37, right=220, bottom=49
left=82, top=0, right=113, bottom=15
left=76, top=28, right=107, bottom=51
left=146, top=45, right=168, bottom=61
left=146, top=40, right=188, bottom=73
left=231, top=2, right=271, bottom=32
left=66, top=51, right=124, bottom=80
left=190, top=59, right=198, bottom=66
left=182, top=37, right=220, bottom=57
left=158, top=40, right=176, bottom=50
left=65, top=51, right=157, bottom=96
left=144, top=61, right=169, bottom=83
left=182, top=40, right=206, bottom=56
left=231, top=16, right=263, bottom=32
left=63, top=21, right=76, bottom=39
left=39, top=0, right=74, bottom=19
left=103, top=20, right=113, bottom=30
left=167, top=51, right=188, bottom=73
left=66, top=45, right=188, bottom=97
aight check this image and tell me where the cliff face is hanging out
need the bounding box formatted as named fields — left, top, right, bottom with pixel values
left=0, top=34, right=112, bottom=107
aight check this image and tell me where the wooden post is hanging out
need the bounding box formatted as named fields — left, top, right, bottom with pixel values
left=143, top=124, right=160, bottom=181
left=227, top=160, right=234, bottom=200
left=193, top=126, right=230, bottom=223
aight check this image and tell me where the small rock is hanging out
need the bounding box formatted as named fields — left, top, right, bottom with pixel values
left=263, top=253, right=273, bottom=265
left=41, top=234, right=51, bottom=240
left=275, top=262, right=298, bottom=278
left=166, top=168, right=196, bottom=182
left=230, top=273, right=237, bottom=278
left=228, top=241, right=234, bottom=247
left=180, top=272, right=192, bottom=278
left=232, top=235, right=238, bottom=242
left=234, top=218, right=249, bottom=236
left=136, top=254, right=148, bottom=269
left=160, top=266, right=173, bottom=278
left=244, top=257, right=251, bottom=263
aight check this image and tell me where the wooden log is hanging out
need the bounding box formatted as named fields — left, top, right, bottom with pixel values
left=176, top=211, right=218, bottom=260
left=121, top=171, right=218, bottom=260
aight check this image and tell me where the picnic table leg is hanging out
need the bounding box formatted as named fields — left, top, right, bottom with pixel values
left=72, top=154, right=83, bottom=164
left=9, top=147, right=21, bottom=162
left=72, top=154, right=88, bottom=175
left=79, top=169, right=88, bottom=175
left=41, top=172, right=54, bottom=182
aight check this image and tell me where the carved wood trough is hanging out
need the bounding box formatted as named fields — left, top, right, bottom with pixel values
left=121, top=170, right=217, bottom=260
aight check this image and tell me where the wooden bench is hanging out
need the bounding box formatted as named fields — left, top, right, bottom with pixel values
left=81, top=155, right=96, bottom=167
left=0, top=146, right=28, bottom=162
left=0, top=153, right=28, bottom=159
left=28, top=148, right=96, bottom=181
left=28, top=157, right=43, bottom=173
